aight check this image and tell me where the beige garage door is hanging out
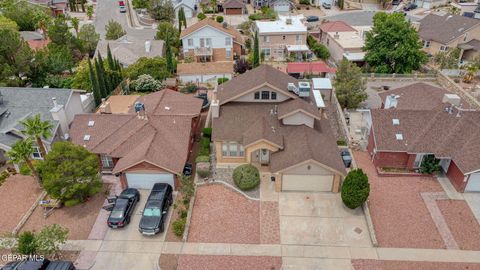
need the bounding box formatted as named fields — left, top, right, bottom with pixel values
left=282, top=174, right=333, bottom=192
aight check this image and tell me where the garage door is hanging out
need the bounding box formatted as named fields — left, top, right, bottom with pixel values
left=282, top=174, right=333, bottom=192
left=125, top=173, right=175, bottom=190
left=184, top=8, right=193, bottom=18
left=465, top=173, right=480, bottom=192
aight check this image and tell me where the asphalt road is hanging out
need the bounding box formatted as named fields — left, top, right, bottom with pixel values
left=94, top=0, right=156, bottom=40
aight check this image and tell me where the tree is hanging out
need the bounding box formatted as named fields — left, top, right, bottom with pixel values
left=2, top=3, right=50, bottom=31
left=197, top=12, right=206, bottom=20
left=341, top=169, right=369, bottom=209
left=463, top=63, right=478, bottom=83
left=97, top=53, right=112, bottom=93
left=70, top=17, right=79, bottom=35
left=124, top=57, right=170, bottom=80
left=334, top=59, right=367, bottom=109
left=78, top=24, right=100, bottom=56
left=16, top=231, right=37, bottom=255
left=40, top=141, right=102, bottom=206
left=20, top=114, right=53, bottom=159
left=132, top=74, right=163, bottom=92
left=148, top=0, right=175, bottom=22
left=364, top=12, right=427, bottom=74
left=105, top=20, right=126, bottom=40
left=47, top=15, right=72, bottom=46
left=0, top=16, right=19, bottom=31
left=210, top=0, right=218, bottom=12
left=234, top=58, right=249, bottom=74
left=155, top=21, right=180, bottom=48
left=41, top=44, right=76, bottom=74
left=86, top=5, right=94, bottom=20
left=178, top=7, right=185, bottom=31
left=35, top=224, right=69, bottom=258
left=165, top=35, right=175, bottom=73
left=252, top=31, right=260, bottom=68
left=94, top=57, right=107, bottom=98
left=88, top=58, right=102, bottom=106
left=0, top=28, right=34, bottom=86
left=434, top=48, right=461, bottom=69
left=6, top=139, right=41, bottom=186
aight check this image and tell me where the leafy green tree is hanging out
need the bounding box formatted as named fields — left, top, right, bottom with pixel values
left=0, top=28, right=34, bottom=86
left=78, top=24, right=100, bottom=56
left=252, top=31, right=260, bottom=68
left=20, top=114, right=53, bottom=158
left=149, top=0, right=175, bottom=22
left=3, top=2, right=50, bottom=31
left=197, top=12, right=206, bottom=20
left=364, top=12, right=427, bottom=73
left=47, top=15, right=71, bottom=46
left=97, top=53, right=112, bottom=93
left=178, top=7, right=185, bottom=31
left=86, top=5, right=94, bottom=20
left=419, top=155, right=441, bottom=174
left=133, top=0, right=149, bottom=8
left=88, top=58, right=102, bottom=105
left=42, top=44, right=76, bottom=74
left=6, top=139, right=41, bottom=185
left=16, top=231, right=37, bottom=255
left=71, top=59, right=91, bottom=90
left=124, top=57, right=170, bottom=80
left=434, top=48, right=461, bottom=69
left=105, top=20, right=126, bottom=40
left=94, top=57, right=107, bottom=98
left=35, top=224, right=69, bottom=257
left=70, top=17, right=80, bottom=35
left=341, top=169, right=370, bottom=209
left=132, top=74, right=163, bottom=92
left=216, top=15, right=224, bottom=23
left=334, top=59, right=367, bottom=109
left=0, top=16, right=19, bottom=31
left=155, top=21, right=180, bottom=48
left=40, top=141, right=102, bottom=205
left=165, top=36, right=175, bottom=73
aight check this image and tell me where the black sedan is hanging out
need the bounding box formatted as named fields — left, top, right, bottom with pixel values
left=107, top=188, right=140, bottom=228
left=341, top=150, right=352, bottom=168
left=403, top=2, right=417, bottom=11
left=306, top=16, right=319, bottom=22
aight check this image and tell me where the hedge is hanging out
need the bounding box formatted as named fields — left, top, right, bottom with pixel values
left=202, top=127, right=212, bottom=140
left=198, top=137, right=210, bottom=156
left=172, top=217, right=186, bottom=237
left=233, top=164, right=260, bottom=190
left=341, top=169, right=370, bottom=209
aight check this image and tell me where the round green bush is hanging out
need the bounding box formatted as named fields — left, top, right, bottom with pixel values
left=216, top=16, right=224, bottom=23
left=172, top=217, right=186, bottom=237
left=233, top=164, right=260, bottom=191
left=64, top=198, right=81, bottom=207
left=16, top=231, right=37, bottom=255
left=195, top=155, right=210, bottom=163
left=197, top=13, right=206, bottom=20
left=341, top=169, right=370, bottom=209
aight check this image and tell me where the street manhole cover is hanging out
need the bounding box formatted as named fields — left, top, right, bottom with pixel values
left=354, top=227, right=363, bottom=234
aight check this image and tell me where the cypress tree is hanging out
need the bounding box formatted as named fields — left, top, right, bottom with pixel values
left=88, top=59, right=101, bottom=106
left=97, top=53, right=113, bottom=94
left=106, top=44, right=115, bottom=70
left=94, top=58, right=107, bottom=98
left=165, top=36, right=174, bottom=74
left=178, top=8, right=184, bottom=31
left=253, top=31, right=260, bottom=68
left=183, top=10, right=187, bottom=28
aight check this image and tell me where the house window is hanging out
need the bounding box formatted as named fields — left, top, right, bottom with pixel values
left=188, top=38, right=193, bottom=47
left=101, top=154, right=114, bottom=169
left=32, top=146, right=42, bottom=159
left=271, top=92, right=277, bottom=100
left=226, top=49, right=231, bottom=58
left=225, top=37, right=231, bottom=46
left=440, top=45, right=449, bottom=51
left=221, top=142, right=244, bottom=157
left=262, top=48, right=271, bottom=58
left=263, top=36, right=270, bottom=43
left=326, top=38, right=329, bottom=46
left=423, top=40, right=430, bottom=48
left=464, top=33, right=468, bottom=42
left=296, top=35, right=301, bottom=41
left=282, top=35, right=286, bottom=40
left=206, top=38, right=212, bottom=47
left=261, top=91, right=270, bottom=99
left=254, top=92, right=260, bottom=99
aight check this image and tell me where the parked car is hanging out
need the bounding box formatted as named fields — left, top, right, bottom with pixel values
left=322, top=2, right=331, bottom=9
left=107, top=188, right=140, bottom=228
left=341, top=150, right=352, bottom=168
left=1, top=259, right=75, bottom=270
left=118, top=1, right=126, bottom=13
left=403, top=2, right=417, bottom=11
left=195, top=92, right=209, bottom=109
left=391, top=0, right=401, bottom=5
left=306, top=16, right=319, bottom=22
left=139, top=183, right=173, bottom=235
left=183, top=163, right=193, bottom=176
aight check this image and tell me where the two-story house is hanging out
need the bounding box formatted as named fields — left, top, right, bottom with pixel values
left=254, top=15, right=308, bottom=61
left=318, top=21, right=366, bottom=64
left=211, top=65, right=346, bottom=192
left=417, top=14, right=480, bottom=63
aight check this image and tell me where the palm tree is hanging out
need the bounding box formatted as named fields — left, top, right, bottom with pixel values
left=463, top=64, right=478, bottom=83
left=71, top=17, right=80, bottom=35
left=6, top=139, right=41, bottom=186
left=20, top=114, right=53, bottom=158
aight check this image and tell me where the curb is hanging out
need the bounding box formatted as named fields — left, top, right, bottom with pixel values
left=362, top=201, right=378, bottom=247
left=12, top=191, right=46, bottom=235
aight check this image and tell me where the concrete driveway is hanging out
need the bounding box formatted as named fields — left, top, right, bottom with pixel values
left=279, top=192, right=372, bottom=247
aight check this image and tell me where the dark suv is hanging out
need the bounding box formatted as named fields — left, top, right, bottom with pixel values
left=139, top=183, right=173, bottom=235
left=1, top=259, right=75, bottom=270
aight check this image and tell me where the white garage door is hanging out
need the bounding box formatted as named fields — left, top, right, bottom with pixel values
left=125, top=173, right=175, bottom=190
left=465, top=173, right=480, bottom=192
left=282, top=174, right=333, bottom=192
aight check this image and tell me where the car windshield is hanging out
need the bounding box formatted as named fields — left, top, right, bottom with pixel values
left=110, top=210, right=124, bottom=219
left=143, top=208, right=161, bottom=217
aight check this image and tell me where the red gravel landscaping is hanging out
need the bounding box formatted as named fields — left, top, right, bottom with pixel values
left=0, top=175, right=42, bottom=234
left=188, top=184, right=280, bottom=244
left=352, top=259, right=480, bottom=270
left=353, top=151, right=445, bottom=249
left=437, top=200, right=480, bottom=250
left=177, top=255, right=282, bottom=270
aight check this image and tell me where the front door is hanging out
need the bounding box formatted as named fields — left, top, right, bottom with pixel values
left=440, top=159, right=451, bottom=173
left=259, top=149, right=270, bottom=165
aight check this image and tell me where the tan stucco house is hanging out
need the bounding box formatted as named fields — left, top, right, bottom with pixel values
left=211, top=65, right=346, bottom=192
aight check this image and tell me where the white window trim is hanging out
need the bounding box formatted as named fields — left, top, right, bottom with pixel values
left=32, top=146, right=42, bottom=160
left=221, top=142, right=244, bottom=157
left=101, top=154, right=114, bottom=168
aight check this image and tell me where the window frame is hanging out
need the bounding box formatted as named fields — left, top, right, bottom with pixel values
left=221, top=142, right=245, bottom=157
left=225, top=37, right=232, bottom=46
left=226, top=48, right=231, bottom=58
left=32, top=146, right=42, bottom=159
left=254, top=92, right=260, bottom=99
left=261, top=91, right=270, bottom=100
left=188, top=38, right=193, bottom=47
left=271, top=91, right=277, bottom=100
left=101, top=154, right=114, bottom=169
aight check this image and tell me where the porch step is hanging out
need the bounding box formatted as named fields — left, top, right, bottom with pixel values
left=437, top=177, right=464, bottom=200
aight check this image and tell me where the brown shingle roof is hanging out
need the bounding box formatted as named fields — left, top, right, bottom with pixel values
left=223, top=0, right=245, bottom=9
left=177, top=62, right=234, bottom=75
left=100, top=95, right=141, bottom=114
left=180, top=18, right=244, bottom=45
left=277, top=98, right=321, bottom=120
left=418, top=14, right=480, bottom=44
left=69, top=89, right=203, bottom=174
left=217, top=64, right=298, bottom=104
left=320, top=21, right=356, bottom=33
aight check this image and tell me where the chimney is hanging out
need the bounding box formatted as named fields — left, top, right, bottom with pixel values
left=384, top=94, right=398, bottom=109
left=99, top=98, right=112, bottom=114
left=211, top=88, right=220, bottom=118
left=50, top=97, right=69, bottom=135
left=334, top=32, right=339, bottom=39
left=286, top=18, right=292, bottom=25
left=145, top=40, right=151, bottom=53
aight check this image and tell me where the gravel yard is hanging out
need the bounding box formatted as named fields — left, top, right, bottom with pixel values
left=353, top=259, right=480, bottom=270
left=0, top=175, right=42, bottom=234
left=438, top=200, right=480, bottom=250
left=177, top=255, right=282, bottom=270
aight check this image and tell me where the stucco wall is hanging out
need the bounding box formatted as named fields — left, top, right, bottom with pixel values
left=233, top=86, right=292, bottom=102
left=447, top=160, right=467, bottom=192
left=281, top=112, right=314, bottom=128
left=65, top=92, right=86, bottom=125
left=182, top=26, right=233, bottom=50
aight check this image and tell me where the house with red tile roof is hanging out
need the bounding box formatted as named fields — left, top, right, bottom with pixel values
left=367, top=83, right=480, bottom=192
left=69, top=90, right=203, bottom=190
left=286, top=61, right=336, bottom=78
left=210, top=65, right=345, bottom=192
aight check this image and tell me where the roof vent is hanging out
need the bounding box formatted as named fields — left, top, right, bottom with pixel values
left=88, top=120, right=95, bottom=127
left=395, top=133, right=403, bottom=140
left=392, top=119, right=400, bottom=125
left=83, top=134, right=91, bottom=141
left=134, top=102, right=145, bottom=112
left=165, top=106, right=171, bottom=111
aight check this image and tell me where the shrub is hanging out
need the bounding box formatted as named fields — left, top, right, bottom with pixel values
left=0, top=171, right=9, bottom=186
left=195, top=155, right=210, bottom=163
left=179, top=209, right=188, bottom=218
left=202, top=127, right=212, bottom=140
left=197, top=13, right=206, bottom=20
left=196, top=162, right=210, bottom=178
left=248, top=7, right=276, bottom=21
left=182, top=83, right=197, bottom=93
left=233, top=164, right=260, bottom=191
left=172, top=217, right=186, bottom=237
left=16, top=231, right=37, bottom=255
left=299, top=0, right=310, bottom=4
left=19, top=163, right=31, bottom=175
left=341, top=169, right=370, bottom=209
left=217, top=77, right=229, bottom=84
left=131, top=74, right=163, bottom=92
left=64, top=198, right=81, bottom=207
left=216, top=16, right=224, bottom=23
left=336, top=139, right=347, bottom=146
left=420, top=155, right=441, bottom=174
left=35, top=224, right=69, bottom=257
left=198, top=137, right=210, bottom=156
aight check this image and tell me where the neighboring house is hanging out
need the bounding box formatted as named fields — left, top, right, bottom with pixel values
left=0, top=87, right=93, bottom=164
left=20, top=31, right=50, bottom=51
left=180, top=19, right=244, bottom=62
left=211, top=65, right=346, bottom=192
left=177, top=62, right=234, bottom=83
left=414, top=0, right=447, bottom=9
left=29, top=0, right=67, bottom=15
left=272, top=0, right=291, bottom=13
left=320, top=23, right=365, bottom=64
left=69, top=90, right=203, bottom=190
left=254, top=15, right=308, bottom=61
left=286, top=61, right=336, bottom=79
left=172, top=0, right=197, bottom=19
left=95, top=36, right=165, bottom=67
left=317, top=21, right=356, bottom=43
left=367, top=83, right=480, bottom=192
left=418, top=14, right=480, bottom=62
left=222, top=0, right=245, bottom=15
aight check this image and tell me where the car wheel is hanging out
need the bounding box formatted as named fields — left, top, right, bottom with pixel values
left=126, top=216, right=131, bottom=224
left=159, top=222, right=164, bottom=233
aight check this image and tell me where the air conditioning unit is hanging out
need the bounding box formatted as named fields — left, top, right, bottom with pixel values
left=298, top=82, right=311, bottom=97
